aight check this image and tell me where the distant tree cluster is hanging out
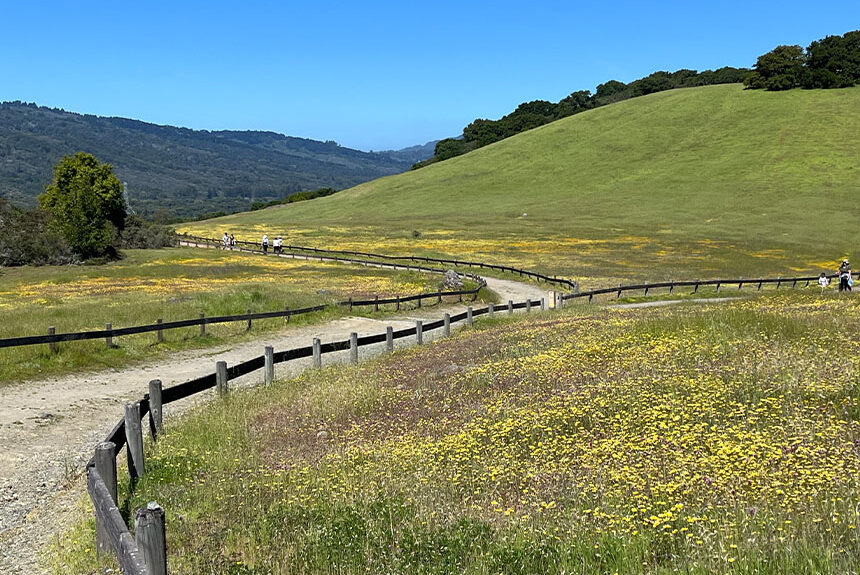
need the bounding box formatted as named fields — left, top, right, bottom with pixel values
left=0, top=152, right=175, bottom=267
left=744, top=30, right=860, bottom=90
left=250, top=187, right=340, bottom=211
left=414, top=67, right=749, bottom=168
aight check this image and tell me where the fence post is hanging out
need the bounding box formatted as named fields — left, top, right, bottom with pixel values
left=416, top=320, right=423, bottom=344
left=386, top=326, right=394, bottom=352
left=148, top=379, right=163, bottom=439
left=776, top=277, right=781, bottom=290
left=443, top=313, right=450, bottom=336
left=350, top=332, right=358, bottom=364
left=94, top=441, right=117, bottom=553
left=349, top=297, right=353, bottom=312
left=48, top=326, right=56, bottom=354
left=396, top=296, right=400, bottom=311
left=216, top=361, right=228, bottom=396
left=264, top=346, right=274, bottom=386
left=285, top=306, right=291, bottom=324
left=738, top=280, right=743, bottom=290
left=541, top=297, right=546, bottom=311
left=508, top=300, right=514, bottom=315
left=246, top=309, right=252, bottom=331
left=134, top=502, right=167, bottom=575
left=124, top=402, right=144, bottom=481
left=694, top=281, right=700, bottom=294
left=526, top=300, right=532, bottom=313
left=589, top=292, right=593, bottom=303
left=669, top=282, right=674, bottom=295
left=792, top=279, right=797, bottom=289
left=199, top=313, right=206, bottom=336
left=375, top=295, right=379, bottom=312
left=644, top=282, right=649, bottom=296
left=418, top=296, right=422, bottom=309
left=758, top=279, right=763, bottom=291
left=106, top=323, right=113, bottom=348
left=467, top=307, right=473, bottom=326
left=617, top=284, right=622, bottom=299
left=716, top=280, right=721, bottom=293
left=313, top=338, right=321, bottom=368
left=488, top=303, right=494, bottom=317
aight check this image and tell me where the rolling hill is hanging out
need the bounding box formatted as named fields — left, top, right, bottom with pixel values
left=181, top=84, right=860, bottom=281
left=0, top=102, right=434, bottom=219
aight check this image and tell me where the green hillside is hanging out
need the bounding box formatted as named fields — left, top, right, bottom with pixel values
left=181, top=85, right=860, bottom=281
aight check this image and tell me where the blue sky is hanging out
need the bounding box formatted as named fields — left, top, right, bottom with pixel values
left=1, top=1, right=857, bottom=150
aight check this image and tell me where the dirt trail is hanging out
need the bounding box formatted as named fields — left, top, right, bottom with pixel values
left=0, top=271, right=548, bottom=574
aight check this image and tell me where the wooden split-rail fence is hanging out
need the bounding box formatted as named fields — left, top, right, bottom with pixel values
left=88, top=296, right=546, bottom=574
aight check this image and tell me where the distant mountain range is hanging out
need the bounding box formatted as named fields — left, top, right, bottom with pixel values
left=0, top=101, right=436, bottom=219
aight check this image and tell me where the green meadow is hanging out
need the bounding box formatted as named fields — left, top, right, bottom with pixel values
left=180, top=84, right=860, bottom=283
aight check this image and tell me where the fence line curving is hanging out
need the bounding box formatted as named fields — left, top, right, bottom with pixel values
left=87, top=296, right=545, bottom=573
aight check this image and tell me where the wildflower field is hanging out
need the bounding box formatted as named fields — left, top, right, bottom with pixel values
left=58, top=291, right=860, bottom=574
left=0, top=247, right=472, bottom=384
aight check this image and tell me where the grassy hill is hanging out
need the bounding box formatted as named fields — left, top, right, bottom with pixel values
left=0, top=102, right=430, bottom=219
left=181, top=84, right=860, bottom=282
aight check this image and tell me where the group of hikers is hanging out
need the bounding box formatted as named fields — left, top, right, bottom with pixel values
left=220, top=232, right=285, bottom=254
left=819, top=259, right=854, bottom=291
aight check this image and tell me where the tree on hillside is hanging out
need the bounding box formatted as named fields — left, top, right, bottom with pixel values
left=39, top=152, right=126, bottom=259
left=804, top=32, right=860, bottom=88
left=744, top=45, right=806, bottom=90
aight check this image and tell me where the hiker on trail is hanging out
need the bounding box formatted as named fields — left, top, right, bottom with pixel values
left=838, top=260, right=851, bottom=292
left=262, top=234, right=269, bottom=254
left=230, top=234, right=236, bottom=247
left=818, top=272, right=830, bottom=291
left=222, top=232, right=229, bottom=249
left=273, top=235, right=283, bottom=254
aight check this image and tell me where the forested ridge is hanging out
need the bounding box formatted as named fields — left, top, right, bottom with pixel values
left=0, top=103, right=432, bottom=219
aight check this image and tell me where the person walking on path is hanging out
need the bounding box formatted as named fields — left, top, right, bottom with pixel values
left=230, top=234, right=236, bottom=247
left=273, top=235, right=283, bottom=254
left=262, top=234, right=269, bottom=254
left=818, top=272, right=830, bottom=292
left=222, top=232, right=230, bottom=249
left=838, top=260, right=851, bottom=292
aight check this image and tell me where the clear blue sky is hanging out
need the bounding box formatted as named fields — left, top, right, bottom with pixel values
left=1, top=1, right=857, bottom=151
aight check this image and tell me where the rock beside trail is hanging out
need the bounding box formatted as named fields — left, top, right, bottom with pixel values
left=443, top=270, right=463, bottom=289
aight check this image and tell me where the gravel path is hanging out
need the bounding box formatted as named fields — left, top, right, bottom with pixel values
left=0, top=271, right=549, bottom=574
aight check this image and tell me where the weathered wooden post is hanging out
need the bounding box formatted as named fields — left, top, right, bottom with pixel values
left=374, top=295, right=379, bottom=312
left=199, top=313, right=206, bottom=336
left=246, top=309, right=252, bottom=331
left=349, top=297, right=353, bottom=312
left=216, top=361, right=228, bottom=396
left=694, top=281, right=700, bottom=294
left=541, top=297, right=546, bottom=311
left=443, top=313, right=450, bottom=336
left=488, top=303, right=494, bottom=317
left=416, top=320, right=423, bottom=345
left=148, top=379, right=163, bottom=438
left=349, top=332, right=358, bottom=364
left=467, top=307, right=473, bottom=326
left=124, top=402, right=144, bottom=480
left=417, top=296, right=422, bottom=309
left=526, top=300, right=532, bottom=313
left=386, top=326, right=394, bottom=352
left=776, top=277, right=782, bottom=290
left=508, top=300, right=514, bottom=315
left=644, top=282, right=649, bottom=297
left=154, top=319, right=163, bottom=343
left=285, top=306, right=291, bottom=324
left=134, top=502, right=167, bottom=575
left=616, top=284, right=622, bottom=299
left=758, top=279, right=763, bottom=291
left=312, top=338, right=322, bottom=368
left=264, top=346, right=274, bottom=386
left=48, top=326, right=56, bottom=354
left=94, top=441, right=117, bottom=553
left=396, top=296, right=401, bottom=311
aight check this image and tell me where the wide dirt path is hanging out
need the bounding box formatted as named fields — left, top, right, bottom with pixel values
left=0, top=273, right=549, bottom=574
